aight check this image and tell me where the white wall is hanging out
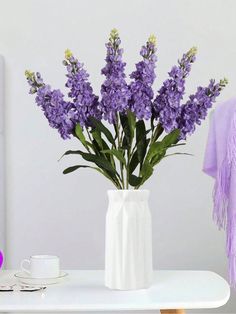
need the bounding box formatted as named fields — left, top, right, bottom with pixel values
left=0, top=0, right=235, bottom=312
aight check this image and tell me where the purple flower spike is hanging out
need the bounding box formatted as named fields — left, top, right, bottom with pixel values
left=25, top=49, right=102, bottom=139
left=100, top=29, right=130, bottom=123
left=64, top=50, right=101, bottom=127
left=25, top=70, right=76, bottom=139
left=25, top=33, right=227, bottom=144
left=178, top=78, right=228, bottom=139
left=36, top=85, right=76, bottom=139
left=129, top=35, right=157, bottom=120
left=153, top=47, right=197, bottom=132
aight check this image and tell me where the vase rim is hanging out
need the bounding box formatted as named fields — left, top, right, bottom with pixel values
left=107, top=189, right=150, bottom=193
left=107, top=189, right=150, bottom=201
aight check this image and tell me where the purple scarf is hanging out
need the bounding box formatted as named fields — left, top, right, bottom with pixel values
left=203, top=98, right=236, bottom=287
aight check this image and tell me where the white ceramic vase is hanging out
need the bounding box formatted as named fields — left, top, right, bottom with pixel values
left=105, top=189, right=153, bottom=290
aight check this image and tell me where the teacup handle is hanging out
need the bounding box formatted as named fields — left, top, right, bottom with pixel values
left=21, top=259, right=31, bottom=274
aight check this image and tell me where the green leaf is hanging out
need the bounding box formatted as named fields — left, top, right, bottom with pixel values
left=101, top=140, right=116, bottom=168
left=63, top=164, right=121, bottom=189
left=101, top=139, right=111, bottom=151
left=129, top=174, right=142, bottom=187
left=136, top=120, right=147, bottom=164
left=145, top=129, right=181, bottom=167
left=91, top=139, right=101, bottom=155
left=85, top=141, right=96, bottom=152
left=127, top=110, right=136, bottom=141
left=146, top=141, right=165, bottom=162
left=91, top=129, right=103, bottom=149
left=148, top=143, right=167, bottom=166
left=164, top=152, right=193, bottom=158
left=152, top=123, right=164, bottom=142
left=94, top=168, right=121, bottom=188
left=122, top=135, right=128, bottom=149
left=80, top=152, right=117, bottom=175
left=151, top=152, right=166, bottom=166
left=120, top=111, right=136, bottom=148
left=120, top=113, right=131, bottom=146
left=75, top=124, right=87, bottom=149
left=79, top=153, right=121, bottom=186
left=64, top=150, right=81, bottom=156
left=90, top=132, right=116, bottom=167
left=101, top=149, right=126, bottom=165
left=63, top=150, right=118, bottom=176
left=90, top=117, right=115, bottom=146
left=162, top=129, right=180, bottom=146
left=140, top=161, right=154, bottom=185
left=129, top=150, right=139, bottom=174
left=63, top=165, right=90, bottom=174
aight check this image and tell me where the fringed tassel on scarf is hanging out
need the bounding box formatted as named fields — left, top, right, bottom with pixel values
left=213, top=159, right=229, bottom=229
left=227, top=216, right=236, bottom=287
left=214, top=112, right=236, bottom=287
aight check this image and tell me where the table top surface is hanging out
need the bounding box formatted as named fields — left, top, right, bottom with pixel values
left=0, top=270, right=230, bottom=312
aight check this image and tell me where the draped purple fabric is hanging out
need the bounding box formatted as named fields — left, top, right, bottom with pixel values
left=203, top=98, right=236, bottom=287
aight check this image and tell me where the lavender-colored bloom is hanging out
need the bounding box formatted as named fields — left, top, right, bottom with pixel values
left=36, top=85, right=76, bottom=139
left=129, top=35, right=157, bottom=120
left=178, top=78, right=228, bottom=139
left=153, top=47, right=197, bottom=132
left=25, top=33, right=227, bottom=144
left=100, top=29, right=130, bottom=123
left=64, top=51, right=101, bottom=126
left=25, top=50, right=102, bottom=139
left=25, top=71, right=76, bottom=139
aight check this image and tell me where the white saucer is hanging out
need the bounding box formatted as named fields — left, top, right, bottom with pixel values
left=14, top=271, right=68, bottom=285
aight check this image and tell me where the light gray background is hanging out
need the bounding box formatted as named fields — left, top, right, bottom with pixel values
left=0, top=0, right=235, bottom=312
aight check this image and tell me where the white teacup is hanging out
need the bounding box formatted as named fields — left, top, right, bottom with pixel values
left=21, top=255, right=60, bottom=278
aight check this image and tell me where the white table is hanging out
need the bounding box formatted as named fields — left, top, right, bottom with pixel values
left=0, top=270, right=230, bottom=313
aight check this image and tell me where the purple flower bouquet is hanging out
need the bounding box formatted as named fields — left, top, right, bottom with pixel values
left=25, top=29, right=227, bottom=189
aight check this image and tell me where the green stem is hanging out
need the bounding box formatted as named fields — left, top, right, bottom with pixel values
left=126, top=132, right=133, bottom=190
left=115, top=117, right=125, bottom=189
left=126, top=149, right=130, bottom=189
left=85, top=128, right=93, bottom=153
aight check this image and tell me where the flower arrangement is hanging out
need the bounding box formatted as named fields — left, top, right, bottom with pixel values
left=25, top=29, right=227, bottom=189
